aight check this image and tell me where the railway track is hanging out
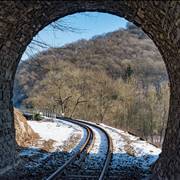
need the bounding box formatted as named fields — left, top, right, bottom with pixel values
left=46, top=117, right=113, bottom=180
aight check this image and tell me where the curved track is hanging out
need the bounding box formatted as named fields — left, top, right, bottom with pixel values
left=46, top=117, right=113, bottom=180
left=46, top=118, right=94, bottom=180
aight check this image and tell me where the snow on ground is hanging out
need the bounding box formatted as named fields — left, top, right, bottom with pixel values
left=18, top=118, right=86, bottom=168
left=15, top=118, right=88, bottom=178
left=100, top=123, right=161, bottom=175
left=17, top=117, right=161, bottom=178
left=75, top=118, right=161, bottom=175
left=19, top=148, right=51, bottom=168
left=27, top=118, right=83, bottom=151
left=54, top=119, right=88, bottom=154
left=84, top=125, right=108, bottom=170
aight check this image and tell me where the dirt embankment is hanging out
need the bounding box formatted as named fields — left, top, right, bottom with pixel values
left=14, top=108, right=40, bottom=147
left=14, top=109, right=56, bottom=151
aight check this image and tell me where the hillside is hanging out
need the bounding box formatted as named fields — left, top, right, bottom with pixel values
left=13, top=26, right=169, bottom=145
left=13, top=26, right=168, bottom=107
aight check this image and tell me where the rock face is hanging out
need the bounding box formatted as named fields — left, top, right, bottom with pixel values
left=14, top=109, right=39, bottom=147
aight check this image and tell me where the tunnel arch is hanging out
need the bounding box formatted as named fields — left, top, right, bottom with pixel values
left=0, top=1, right=180, bottom=179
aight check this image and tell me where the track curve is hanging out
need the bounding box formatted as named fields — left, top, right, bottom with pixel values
left=46, top=118, right=94, bottom=180
left=46, top=117, right=113, bottom=180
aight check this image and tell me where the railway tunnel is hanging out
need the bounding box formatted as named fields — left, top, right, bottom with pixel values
left=0, top=1, right=179, bottom=179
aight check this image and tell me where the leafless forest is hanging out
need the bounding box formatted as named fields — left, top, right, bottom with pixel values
left=14, top=24, right=169, bottom=146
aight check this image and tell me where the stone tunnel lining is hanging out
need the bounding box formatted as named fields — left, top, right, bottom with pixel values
left=0, top=1, right=179, bottom=179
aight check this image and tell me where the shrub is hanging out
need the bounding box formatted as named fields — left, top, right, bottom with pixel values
left=33, top=113, right=42, bottom=121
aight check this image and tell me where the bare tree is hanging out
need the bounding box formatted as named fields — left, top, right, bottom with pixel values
left=70, top=95, right=87, bottom=118
left=55, top=95, right=72, bottom=116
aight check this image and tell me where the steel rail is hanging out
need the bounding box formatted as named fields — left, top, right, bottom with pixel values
left=61, top=118, right=113, bottom=180
left=24, top=112, right=112, bottom=180
left=46, top=119, right=94, bottom=180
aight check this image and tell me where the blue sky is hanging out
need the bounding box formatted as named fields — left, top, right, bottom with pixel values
left=22, top=12, right=128, bottom=60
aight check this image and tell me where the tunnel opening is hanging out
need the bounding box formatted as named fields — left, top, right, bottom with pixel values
left=12, top=12, right=169, bottom=179
left=14, top=12, right=170, bottom=148
left=0, top=1, right=179, bottom=179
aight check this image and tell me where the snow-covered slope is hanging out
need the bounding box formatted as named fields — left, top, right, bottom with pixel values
left=27, top=119, right=84, bottom=152
left=100, top=123, right=161, bottom=176
left=13, top=118, right=161, bottom=179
